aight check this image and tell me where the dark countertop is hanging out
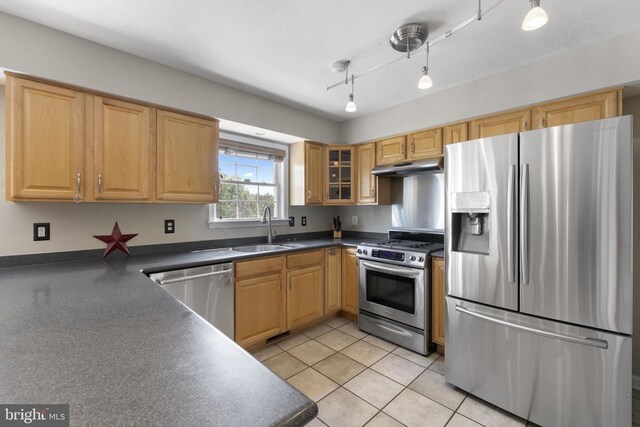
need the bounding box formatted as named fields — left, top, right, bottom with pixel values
left=431, top=249, right=445, bottom=258
left=0, top=237, right=371, bottom=426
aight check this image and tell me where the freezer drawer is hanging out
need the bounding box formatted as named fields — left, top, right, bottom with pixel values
left=445, top=297, right=631, bottom=427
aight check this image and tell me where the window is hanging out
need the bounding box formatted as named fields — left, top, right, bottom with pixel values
left=211, top=138, right=287, bottom=225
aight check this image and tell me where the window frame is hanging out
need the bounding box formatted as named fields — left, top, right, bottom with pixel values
left=208, top=133, right=289, bottom=229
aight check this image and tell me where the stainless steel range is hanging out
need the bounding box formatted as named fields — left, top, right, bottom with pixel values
left=357, top=230, right=444, bottom=355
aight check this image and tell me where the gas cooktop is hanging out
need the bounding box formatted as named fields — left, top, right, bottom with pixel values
left=369, top=239, right=443, bottom=252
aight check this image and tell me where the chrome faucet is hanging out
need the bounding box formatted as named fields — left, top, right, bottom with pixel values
left=262, top=206, right=274, bottom=244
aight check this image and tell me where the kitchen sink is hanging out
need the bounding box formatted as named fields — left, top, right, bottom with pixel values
left=231, top=244, right=289, bottom=253
left=279, top=243, right=306, bottom=249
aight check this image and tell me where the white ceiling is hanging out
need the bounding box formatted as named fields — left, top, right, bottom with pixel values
left=2, top=0, right=640, bottom=124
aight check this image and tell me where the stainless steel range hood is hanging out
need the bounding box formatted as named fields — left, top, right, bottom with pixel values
left=371, top=157, right=443, bottom=176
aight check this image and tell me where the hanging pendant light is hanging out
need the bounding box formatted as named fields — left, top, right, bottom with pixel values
left=345, top=75, right=357, bottom=112
left=418, top=43, right=433, bottom=90
left=522, top=0, right=548, bottom=31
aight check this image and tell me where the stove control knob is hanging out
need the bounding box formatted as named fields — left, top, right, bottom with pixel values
left=418, top=257, right=424, bottom=262
left=357, top=249, right=362, bottom=254
left=410, top=256, right=416, bottom=261
left=363, top=249, right=368, bottom=255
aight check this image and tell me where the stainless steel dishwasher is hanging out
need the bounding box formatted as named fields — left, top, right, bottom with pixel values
left=149, top=262, right=234, bottom=340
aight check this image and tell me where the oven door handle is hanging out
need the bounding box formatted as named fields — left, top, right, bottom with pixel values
left=360, top=260, right=422, bottom=277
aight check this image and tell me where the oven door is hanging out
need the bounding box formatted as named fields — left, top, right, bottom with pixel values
left=358, top=258, right=426, bottom=330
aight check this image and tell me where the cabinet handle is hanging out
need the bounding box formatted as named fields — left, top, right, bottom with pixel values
left=542, top=118, right=546, bottom=127
left=524, top=120, right=529, bottom=131
left=411, top=142, right=415, bottom=154
left=307, top=189, right=311, bottom=200
left=213, top=180, right=219, bottom=197
left=401, top=144, right=405, bottom=156
left=97, top=174, right=103, bottom=193
left=73, top=172, right=83, bottom=203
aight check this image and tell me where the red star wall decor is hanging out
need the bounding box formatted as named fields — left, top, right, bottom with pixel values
left=93, top=222, right=138, bottom=258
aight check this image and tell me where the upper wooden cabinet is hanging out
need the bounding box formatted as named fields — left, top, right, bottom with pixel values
left=5, top=73, right=219, bottom=204
left=290, top=141, right=323, bottom=205
left=531, top=89, right=621, bottom=129
left=470, top=109, right=531, bottom=140
left=408, top=128, right=443, bottom=160
left=87, top=96, right=153, bottom=201
left=357, top=142, right=390, bottom=205
left=376, top=136, right=406, bottom=165
left=156, top=110, right=218, bottom=203
left=324, top=145, right=355, bottom=205
left=443, top=122, right=469, bottom=146
left=6, top=75, right=85, bottom=201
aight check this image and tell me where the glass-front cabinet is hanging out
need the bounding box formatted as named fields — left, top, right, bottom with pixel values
left=323, top=146, right=356, bottom=204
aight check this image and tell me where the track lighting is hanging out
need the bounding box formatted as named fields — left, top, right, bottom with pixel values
left=522, top=0, right=548, bottom=31
left=345, top=75, right=357, bottom=112
left=418, top=44, right=433, bottom=90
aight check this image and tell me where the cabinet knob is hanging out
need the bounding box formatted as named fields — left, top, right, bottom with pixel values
left=73, top=172, right=83, bottom=203
left=97, top=174, right=103, bottom=193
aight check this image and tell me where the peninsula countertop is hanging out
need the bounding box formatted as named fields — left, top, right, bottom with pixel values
left=0, top=237, right=368, bottom=426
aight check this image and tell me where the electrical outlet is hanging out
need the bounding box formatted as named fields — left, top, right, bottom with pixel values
left=288, top=216, right=295, bottom=227
left=301, top=216, right=307, bottom=226
left=352, top=216, right=358, bottom=226
left=33, top=223, right=50, bottom=241
left=164, top=219, right=175, bottom=234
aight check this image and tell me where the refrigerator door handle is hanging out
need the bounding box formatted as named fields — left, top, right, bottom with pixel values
left=455, top=305, right=609, bottom=349
left=507, top=164, right=517, bottom=283
left=520, top=163, right=530, bottom=285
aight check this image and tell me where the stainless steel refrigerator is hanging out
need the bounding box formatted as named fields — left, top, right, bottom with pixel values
left=445, top=116, right=633, bottom=427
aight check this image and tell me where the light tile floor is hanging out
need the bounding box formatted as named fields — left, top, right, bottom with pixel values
left=253, top=315, right=552, bottom=427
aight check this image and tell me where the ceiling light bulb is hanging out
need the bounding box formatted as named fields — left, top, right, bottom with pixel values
left=418, top=67, right=433, bottom=90
left=345, top=94, right=357, bottom=112
left=522, top=0, right=548, bottom=31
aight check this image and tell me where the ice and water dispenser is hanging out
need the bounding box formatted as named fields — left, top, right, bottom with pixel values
left=450, top=191, right=490, bottom=255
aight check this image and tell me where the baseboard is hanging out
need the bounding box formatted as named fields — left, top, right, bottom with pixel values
left=633, top=375, right=640, bottom=390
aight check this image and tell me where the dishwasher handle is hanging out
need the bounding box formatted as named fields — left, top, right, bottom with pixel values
left=155, top=269, right=233, bottom=285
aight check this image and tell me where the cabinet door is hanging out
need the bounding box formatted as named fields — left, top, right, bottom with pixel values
left=324, top=145, right=355, bottom=204
left=7, top=76, right=84, bottom=201
left=408, top=128, right=442, bottom=160
left=325, top=248, right=342, bottom=315
left=376, top=136, right=406, bottom=165
left=443, top=122, right=469, bottom=146
left=236, top=272, right=285, bottom=347
left=305, top=142, right=323, bottom=204
left=469, top=109, right=531, bottom=140
left=157, top=110, right=218, bottom=202
left=287, top=265, right=324, bottom=330
left=90, top=96, right=152, bottom=201
left=431, top=258, right=446, bottom=346
left=357, top=142, right=376, bottom=204
left=341, top=248, right=359, bottom=315
left=531, top=90, right=621, bottom=129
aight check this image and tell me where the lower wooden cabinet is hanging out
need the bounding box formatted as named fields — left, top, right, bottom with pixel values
left=325, top=248, right=342, bottom=314
left=431, top=257, right=446, bottom=347
left=287, top=265, right=324, bottom=329
left=341, top=248, right=359, bottom=315
left=235, top=272, right=286, bottom=347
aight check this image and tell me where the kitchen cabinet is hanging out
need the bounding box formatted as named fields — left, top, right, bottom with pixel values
left=87, top=95, right=153, bottom=201
left=531, top=89, right=622, bottom=129
left=341, top=248, right=359, bottom=316
left=325, top=248, right=342, bottom=315
left=324, top=145, right=356, bottom=204
left=235, top=256, right=286, bottom=347
left=376, top=136, right=406, bottom=165
left=6, top=75, right=85, bottom=201
left=469, top=109, right=531, bottom=140
left=156, top=109, right=219, bottom=203
left=443, top=122, right=469, bottom=146
left=356, top=142, right=390, bottom=205
left=286, top=250, right=325, bottom=329
left=407, top=128, right=443, bottom=160
left=431, top=257, right=446, bottom=347
left=290, top=141, right=323, bottom=205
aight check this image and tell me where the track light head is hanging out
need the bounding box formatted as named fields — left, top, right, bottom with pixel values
left=522, top=0, right=548, bottom=31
